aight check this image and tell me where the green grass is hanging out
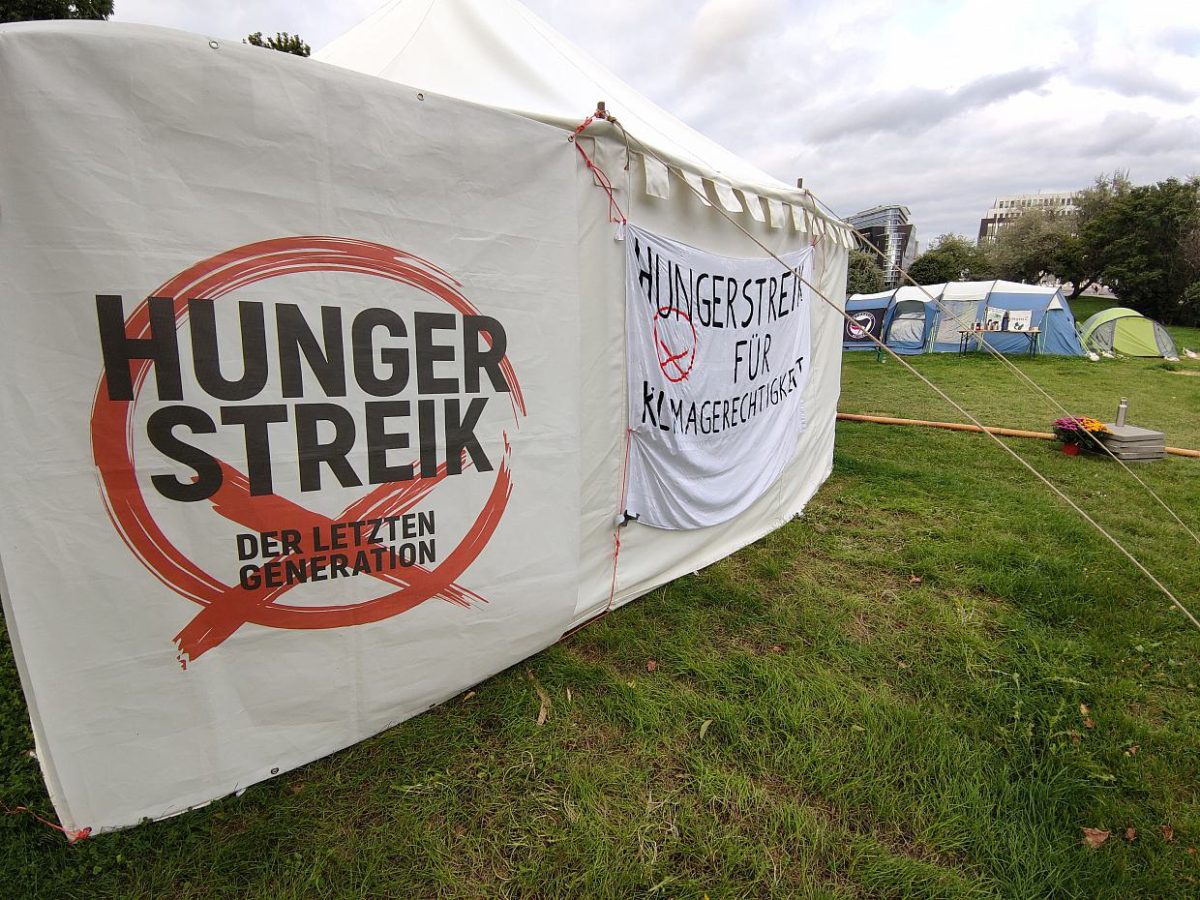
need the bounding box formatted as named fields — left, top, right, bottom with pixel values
left=841, top=354, right=1200, bottom=449
left=4, top=348, right=1200, bottom=897
left=1067, top=295, right=1118, bottom=324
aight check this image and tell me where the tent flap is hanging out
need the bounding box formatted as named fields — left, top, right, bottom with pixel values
left=642, top=153, right=669, bottom=199
left=680, top=169, right=713, bottom=206
left=767, top=198, right=786, bottom=229
left=710, top=180, right=743, bottom=213
left=740, top=190, right=766, bottom=222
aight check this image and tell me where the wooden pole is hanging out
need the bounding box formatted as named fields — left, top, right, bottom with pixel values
left=836, top=412, right=1200, bottom=459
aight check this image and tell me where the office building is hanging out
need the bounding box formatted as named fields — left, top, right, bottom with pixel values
left=847, top=205, right=915, bottom=289
left=978, top=191, right=1078, bottom=242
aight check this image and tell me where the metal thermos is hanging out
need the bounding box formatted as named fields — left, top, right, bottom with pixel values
left=1116, top=397, right=1128, bottom=427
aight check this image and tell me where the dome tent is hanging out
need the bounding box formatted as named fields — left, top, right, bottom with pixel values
left=1079, top=307, right=1179, bottom=359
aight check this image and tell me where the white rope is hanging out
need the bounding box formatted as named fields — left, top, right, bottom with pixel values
left=594, top=114, right=1200, bottom=633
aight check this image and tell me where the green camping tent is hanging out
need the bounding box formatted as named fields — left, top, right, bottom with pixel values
left=1078, top=307, right=1179, bottom=358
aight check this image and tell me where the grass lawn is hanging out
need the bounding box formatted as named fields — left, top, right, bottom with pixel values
left=4, top=342, right=1200, bottom=897
left=1067, top=295, right=1121, bottom=326
left=840, top=353, right=1200, bottom=450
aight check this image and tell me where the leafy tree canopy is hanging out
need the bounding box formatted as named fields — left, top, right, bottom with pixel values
left=846, top=249, right=885, bottom=295
left=1181, top=281, right=1200, bottom=330
left=1051, top=170, right=1132, bottom=297
left=990, top=209, right=1071, bottom=286
left=906, top=234, right=995, bottom=285
left=1, top=0, right=111, bottom=22
left=1076, top=170, right=1132, bottom=229
left=245, top=31, right=310, bottom=57
left=1088, top=176, right=1200, bottom=325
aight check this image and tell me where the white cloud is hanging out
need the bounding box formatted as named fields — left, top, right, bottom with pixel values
left=106, top=0, right=1200, bottom=238
left=113, top=0, right=378, bottom=47
left=682, top=0, right=783, bottom=79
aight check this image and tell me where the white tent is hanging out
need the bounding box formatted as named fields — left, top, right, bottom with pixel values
left=317, top=0, right=831, bottom=215
left=0, top=1, right=851, bottom=835
left=317, top=0, right=855, bottom=627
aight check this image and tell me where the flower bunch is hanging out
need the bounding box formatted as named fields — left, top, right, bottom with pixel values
left=1053, top=416, right=1109, bottom=445
left=1054, top=416, right=1109, bottom=434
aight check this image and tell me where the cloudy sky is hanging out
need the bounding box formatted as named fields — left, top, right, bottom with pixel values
left=110, top=0, right=1200, bottom=244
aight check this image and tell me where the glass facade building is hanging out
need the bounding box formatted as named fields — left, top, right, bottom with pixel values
left=847, top=205, right=915, bottom=290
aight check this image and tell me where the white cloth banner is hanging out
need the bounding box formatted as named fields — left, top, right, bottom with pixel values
left=625, top=225, right=813, bottom=529
left=0, top=24, right=580, bottom=835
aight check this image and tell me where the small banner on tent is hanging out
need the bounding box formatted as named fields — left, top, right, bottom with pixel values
left=843, top=305, right=888, bottom=345
left=624, top=224, right=813, bottom=529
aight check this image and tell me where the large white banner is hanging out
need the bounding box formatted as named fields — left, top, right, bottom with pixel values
left=0, top=25, right=579, bottom=834
left=625, top=225, right=813, bottom=529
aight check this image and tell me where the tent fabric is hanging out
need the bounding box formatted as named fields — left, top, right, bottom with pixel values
left=1079, top=307, right=1179, bottom=358
left=842, top=292, right=894, bottom=351
left=1086, top=320, right=1119, bottom=354
left=931, top=281, right=991, bottom=352
left=981, top=288, right=1083, bottom=356
left=887, top=299, right=934, bottom=353
left=1154, top=322, right=1179, bottom=357
left=316, top=0, right=852, bottom=627
left=887, top=284, right=942, bottom=354
left=845, top=280, right=1087, bottom=356
left=0, top=14, right=850, bottom=834
left=933, top=298, right=984, bottom=351
left=316, top=0, right=855, bottom=245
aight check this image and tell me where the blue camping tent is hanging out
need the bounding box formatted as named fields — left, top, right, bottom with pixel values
left=842, top=291, right=893, bottom=351
left=842, top=285, right=941, bottom=354
left=845, top=280, right=1086, bottom=356
left=885, top=284, right=942, bottom=354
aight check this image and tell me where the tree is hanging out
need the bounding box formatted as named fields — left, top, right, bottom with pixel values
left=846, top=249, right=885, bottom=295
left=1055, top=171, right=1133, bottom=298
left=1, top=1, right=111, bottom=22
left=1088, top=176, right=1200, bottom=326
left=1181, top=281, right=1200, bottom=331
left=1049, top=233, right=1090, bottom=299
left=906, top=234, right=996, bottom=284
left=991, top=209, right=1070, bottom=285
left=245, top=31, right=311, bottom=57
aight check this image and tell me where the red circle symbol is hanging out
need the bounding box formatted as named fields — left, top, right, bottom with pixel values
left=653, top=306, right=697, bottom=383
left=89, top=237, right=523, bottom=663
left=847, top=311, right=876, bottom=340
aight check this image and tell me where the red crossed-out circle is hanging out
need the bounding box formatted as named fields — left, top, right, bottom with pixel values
left=89, top=236, right=523, bottom=661
left=847, top=311, right=875, bottom=340
left=653, top=305, right=698, bottom=383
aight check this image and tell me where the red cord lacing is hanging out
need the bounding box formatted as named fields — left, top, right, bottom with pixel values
left=571, top=113, right=627, bottom=225
left=560, top=114, right=635, bottom=640
left=4, top=803, right=91, bottom=842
